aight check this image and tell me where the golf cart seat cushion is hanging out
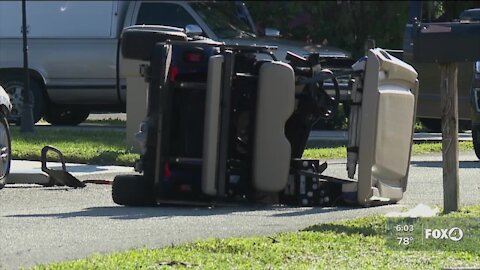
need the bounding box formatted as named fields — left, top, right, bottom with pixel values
left=253, top=61, right=295, bottom=192
left=201, top=55, right=224, bottom=196
left=357, top=48, right=418, bottom=205
left=374, top=90, right=415, bottom=182
left=121, top=25, right=187, bottom=61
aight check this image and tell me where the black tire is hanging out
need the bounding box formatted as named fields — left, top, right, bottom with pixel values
left=112, top=175, right=156, bottom=206
left=0, top=116, right=12, bottom=190
left=473, top=125, right=480, bottom=160
left=44, top=107, right=90, bottom=126
left=0, top=75, right=46, bottom=124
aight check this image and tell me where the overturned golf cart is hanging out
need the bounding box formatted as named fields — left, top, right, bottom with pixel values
left=113, top=26, right=418, bottom=207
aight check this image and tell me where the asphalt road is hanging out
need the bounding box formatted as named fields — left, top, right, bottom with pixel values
left=1, top=151, right=479, bottom=270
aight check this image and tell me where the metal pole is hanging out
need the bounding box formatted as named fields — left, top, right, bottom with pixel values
left=20, top=0, right=35, bottom=133
left=440, top=63, right=459, bottom=213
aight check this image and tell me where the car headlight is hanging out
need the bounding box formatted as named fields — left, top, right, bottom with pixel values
left=475, top=61, right=480, bottom=73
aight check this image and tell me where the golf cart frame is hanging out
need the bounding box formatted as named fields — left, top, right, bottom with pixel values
left=113, top=26, right=418, bottom=207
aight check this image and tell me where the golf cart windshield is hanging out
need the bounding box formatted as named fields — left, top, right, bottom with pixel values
left=190, top=2, right=256, bottom=39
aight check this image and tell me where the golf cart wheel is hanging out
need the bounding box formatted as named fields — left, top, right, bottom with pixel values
left=0, top=115, right=11, bottom=189
left=0, top=75, right=46, bottom=124
left=112, top=175, right=156, bottom=206
left=473, top=125, right=480, bottom=160
left=44, top=107, right=90, bottom=126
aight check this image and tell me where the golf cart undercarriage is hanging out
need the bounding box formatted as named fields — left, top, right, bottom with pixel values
left=113, top=26, right=418, bottom=207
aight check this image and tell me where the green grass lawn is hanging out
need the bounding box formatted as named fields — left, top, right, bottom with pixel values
left=302, top=140, right=474, bottom=160
left=30, top=205, right=480, bottom=270
left=11, top=127, right=474, bottom=166
left=10, top=127, right=137, bottom=166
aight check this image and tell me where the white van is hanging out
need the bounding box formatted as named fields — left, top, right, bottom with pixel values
left=0, top=1, right=350, bottom=125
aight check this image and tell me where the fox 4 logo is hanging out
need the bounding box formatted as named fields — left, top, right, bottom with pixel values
left=424, top=227, right=464, bottom=241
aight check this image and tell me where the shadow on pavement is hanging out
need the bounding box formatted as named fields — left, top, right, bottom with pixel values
left=411, top=160, right=480, bottom=169
left=270, top=206, right=359, bottom=217
left=6, top=205, right=358, bottom=220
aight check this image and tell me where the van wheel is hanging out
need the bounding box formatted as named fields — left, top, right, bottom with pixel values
left=44, top=107, right=90, bottom=126
left=0, top=76, right=46, bottom=124
left=0, top=115, right=11, bottom=190
left=112, top=175, right=156, bottom=206
left=473, top=125, right=480, bottom=160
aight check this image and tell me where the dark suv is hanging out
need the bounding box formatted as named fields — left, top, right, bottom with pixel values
left=403, top=6, right=476, bottom=132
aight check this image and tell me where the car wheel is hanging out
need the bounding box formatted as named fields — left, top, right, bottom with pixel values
left=44, top=107, right=90, bottom=126
left=112, top=175, right=156, bottom=206
left=473, top=125, right=480, bottom=160
left=0, top=75, right=46, bottom=124
left=0, top=115, right=12, bottom=190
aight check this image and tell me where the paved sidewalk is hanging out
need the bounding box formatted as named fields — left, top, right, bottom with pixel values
left=7, top=160, right=134, bottom=186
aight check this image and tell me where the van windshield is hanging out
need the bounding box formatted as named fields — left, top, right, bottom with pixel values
left=189, top=2, right=256, bottom=39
